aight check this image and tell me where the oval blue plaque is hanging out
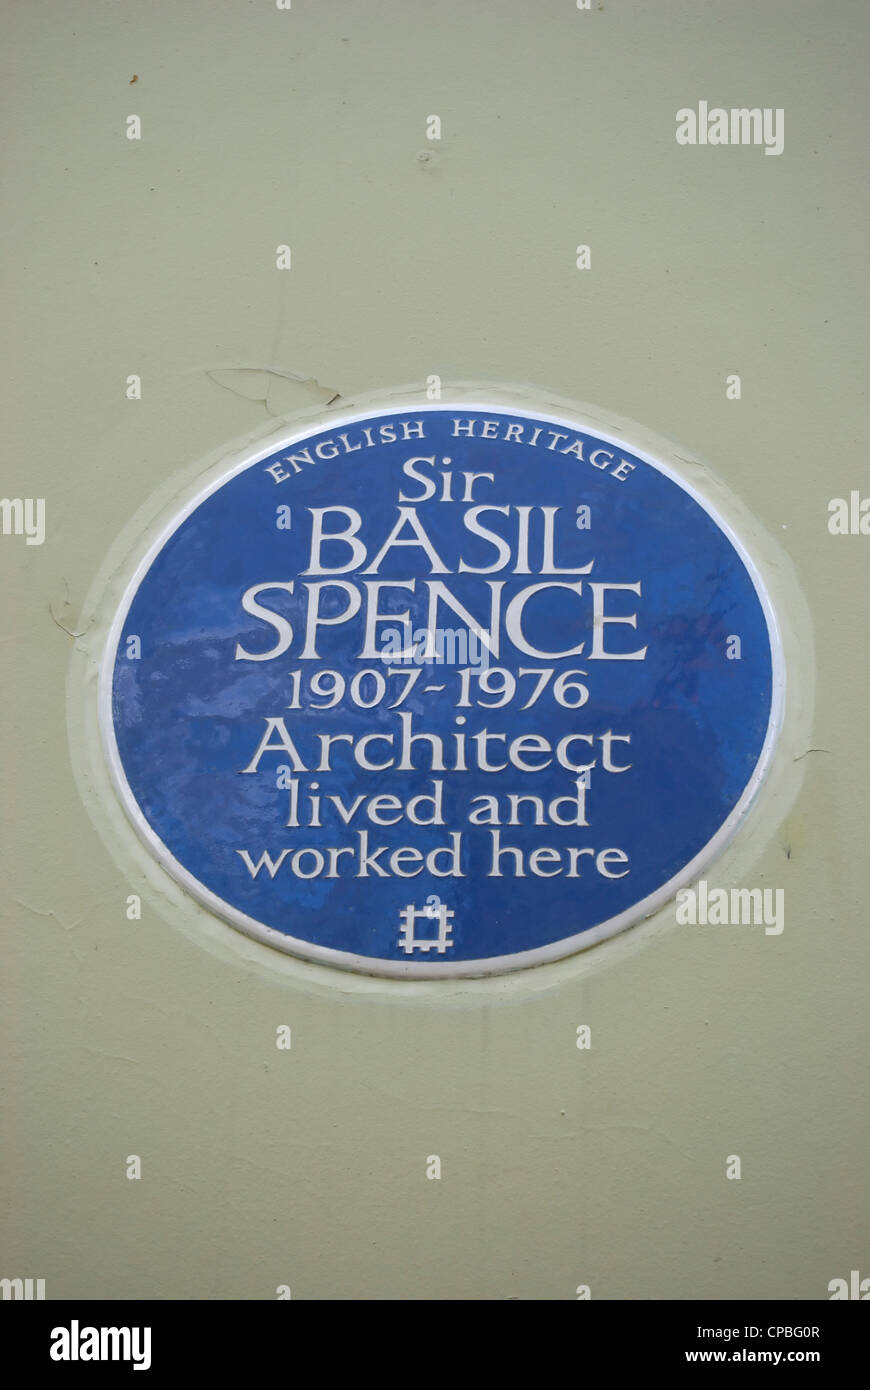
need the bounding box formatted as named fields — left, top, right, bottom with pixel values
left=101, top=404, right=783, bottom=976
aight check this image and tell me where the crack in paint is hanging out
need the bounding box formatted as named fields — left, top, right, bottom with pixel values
left=49, top=578, right=90, bottom=638
left=11, top=897, right=84, bottom=931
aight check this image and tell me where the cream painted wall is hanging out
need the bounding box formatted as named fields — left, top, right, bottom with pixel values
left=2, top=0, right=867, bottom=1300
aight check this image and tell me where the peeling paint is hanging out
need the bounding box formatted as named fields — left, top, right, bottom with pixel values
left=206, top=367, right=342, bottom=419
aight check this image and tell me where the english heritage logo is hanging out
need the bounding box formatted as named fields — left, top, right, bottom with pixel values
left=102, top=403, right=783, bottom=976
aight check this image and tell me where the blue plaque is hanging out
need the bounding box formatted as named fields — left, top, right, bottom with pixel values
left=101, top=404, right=783, bottom=975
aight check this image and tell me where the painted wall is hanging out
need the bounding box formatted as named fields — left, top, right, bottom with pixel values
left=2, top=0, right=867, bottom=1300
